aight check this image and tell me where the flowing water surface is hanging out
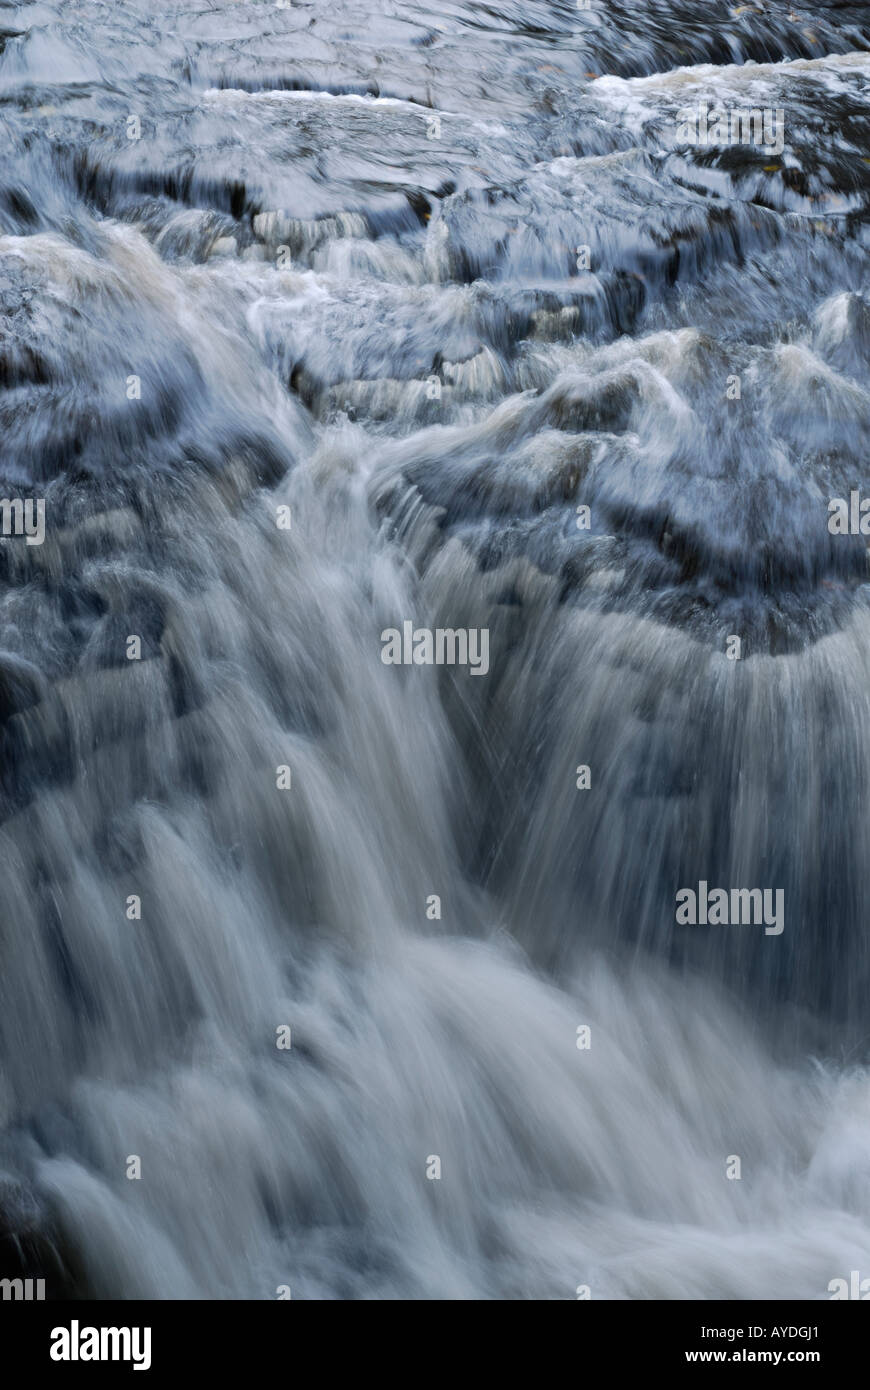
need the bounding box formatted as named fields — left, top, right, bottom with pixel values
left=1, top=0, right=870, bottom=1299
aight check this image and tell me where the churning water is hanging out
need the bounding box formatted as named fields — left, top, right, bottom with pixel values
left=1, top=0, right=870, bottom=1300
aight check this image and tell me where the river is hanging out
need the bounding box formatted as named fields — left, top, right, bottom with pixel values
left=1, top=0, right=869, bottom=1299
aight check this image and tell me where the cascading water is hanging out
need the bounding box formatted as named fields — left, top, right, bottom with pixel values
left=1, top=0, right=870, bottom=1300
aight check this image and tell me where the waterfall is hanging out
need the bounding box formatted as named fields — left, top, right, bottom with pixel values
left=1, top=0, right=869, bottom=1300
